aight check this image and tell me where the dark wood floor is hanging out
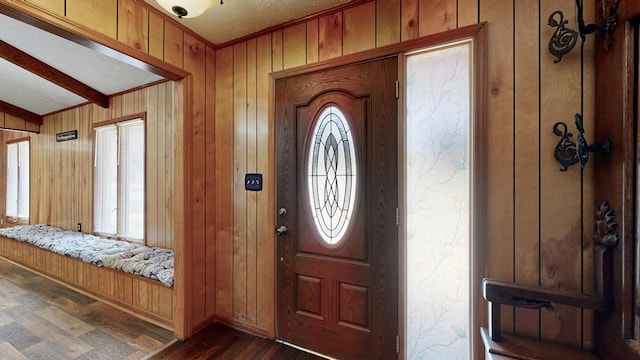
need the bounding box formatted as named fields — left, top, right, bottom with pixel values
left=149, top=323, right=324, bottom=360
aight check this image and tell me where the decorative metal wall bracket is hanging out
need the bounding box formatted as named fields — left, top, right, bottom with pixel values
left=594, top=200, right=618, bottom=249
left=548, top=0, right=619, bottom=63
left=553, top=113, right=611, bottom=172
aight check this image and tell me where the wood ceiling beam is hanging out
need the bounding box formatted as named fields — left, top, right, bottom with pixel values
left=0, top=99, right=43, bottom=126
left=0, top=40, right=109, bottom=108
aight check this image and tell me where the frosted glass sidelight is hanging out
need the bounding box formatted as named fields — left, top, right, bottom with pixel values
left=307, top=106, right=357, bottom=245
left=405, top=42, right=472, bottom=359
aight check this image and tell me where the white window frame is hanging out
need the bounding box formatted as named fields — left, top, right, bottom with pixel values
left=5, top=138, right=29, bottom=224
left=93, top=117, right=145, bottom=243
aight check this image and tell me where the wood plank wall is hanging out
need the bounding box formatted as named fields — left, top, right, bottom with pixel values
left=5, top=0, right=599, bottom=351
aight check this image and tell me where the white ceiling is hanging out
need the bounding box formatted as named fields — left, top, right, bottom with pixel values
left=0, top=0, right=350, bottom=120
left=147, top=0, right=350, bottom=44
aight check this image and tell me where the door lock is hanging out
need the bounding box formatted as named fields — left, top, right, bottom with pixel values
left=275, top=225, right=288, bottom=236
left=278, top=208, right=288, bottom=217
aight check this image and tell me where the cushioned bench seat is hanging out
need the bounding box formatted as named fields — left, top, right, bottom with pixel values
left=0, top=225, right=173, bottom=287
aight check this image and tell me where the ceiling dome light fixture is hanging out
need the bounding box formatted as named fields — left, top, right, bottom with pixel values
left=156, top=0, right=223, bottom=19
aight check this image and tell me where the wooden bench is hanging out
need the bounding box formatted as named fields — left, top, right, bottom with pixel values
left=481, top=201, right=617, bottom=360
left=0, top=234, right=174, bottom=330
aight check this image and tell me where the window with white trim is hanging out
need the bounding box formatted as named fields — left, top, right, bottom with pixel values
left=6, top=139, right=29, bottom=223
left=94, top=119, right=145, bottom=242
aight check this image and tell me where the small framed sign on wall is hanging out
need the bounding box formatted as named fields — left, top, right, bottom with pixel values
left=56, top=130, right=78, bottom=142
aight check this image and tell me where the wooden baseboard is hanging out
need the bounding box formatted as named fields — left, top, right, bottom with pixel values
left=213, top=316, right=271, bottom=339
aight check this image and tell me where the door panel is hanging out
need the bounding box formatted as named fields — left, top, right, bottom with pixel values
left=276, top=58, right=398, bottom=360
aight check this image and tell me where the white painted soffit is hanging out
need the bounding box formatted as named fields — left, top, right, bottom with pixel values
left=0, top=59, right=86, bottom=115
left=0, top=12, right=165, bottom=116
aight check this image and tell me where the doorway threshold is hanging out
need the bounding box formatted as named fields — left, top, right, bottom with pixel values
left=275, top=339, right=337, bottom=360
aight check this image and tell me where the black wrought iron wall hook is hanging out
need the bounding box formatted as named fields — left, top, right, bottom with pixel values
left=553, top=114, right=611, bottom=172
left=547, top=0, right=619, bottom=63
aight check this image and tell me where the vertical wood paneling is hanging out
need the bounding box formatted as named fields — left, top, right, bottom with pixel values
left=343, top=2, right=376, bottom=55
left=246, top=38, right=258, bottom=324
left=183, top=33, right=207, bottom=324
left=205, top=45, right=216, bottom=318
left=76, top=107, right=89, bottom=232
left=170, top=78, right=185, bottom=339
left=214, top=46, right=234, bottom=320
left=66, top=0, right=117, bottom=39
left=402, top=0, right=419, bottom=41
left=52, top=114, right=63, bottom=227
left=256, top=33, right=274, bottom=335
left=581, top=1, right=596, bottom=350
left=155, top=83, right=168, bottom=249
left=283, top=23, right=306, bottom=69
left=318, top=13, right=343, bottom=61
left=233, top=42, right=248, bottom=322
left=148, top=12, right=165, bottom=60
left=164, top=23, right=184, bottom=69
left=306, top=19, right=319, bottom=64
left=92, top=101, right=109, bottom=124
left=163, top=84, right=174, bottom=250
left=159, top=286, right=173, bottom=320
left=458, top=0, right=479, bottom=27
left=480, top=0, right=515, bottom=336
left=539, top=0, right=584, bottom=347
left=272, top=31, right=284, bottom=73
left=419, top=0, right=457, bottom=36
left=109, top=95, right=123, bottom=118
left=513, top=0, right=540, bottom=339
left=146, top=85, right=160, bottom=246
left=0, top=130, right=7, bottom=225
left=117, top=0, right=149, bottom=53
left=63, top=112, right=75, bottom=225
left=376, top=0, right=401, bottom=47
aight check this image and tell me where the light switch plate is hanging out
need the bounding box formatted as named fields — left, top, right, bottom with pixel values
left=245, top=173, right=263, bottom=191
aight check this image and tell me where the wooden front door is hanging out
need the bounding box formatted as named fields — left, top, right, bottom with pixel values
left=275, top=57, right=398, bottom=360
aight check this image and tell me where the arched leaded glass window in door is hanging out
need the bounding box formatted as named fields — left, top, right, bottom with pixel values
left=307, top=105, right=358, bottom=245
